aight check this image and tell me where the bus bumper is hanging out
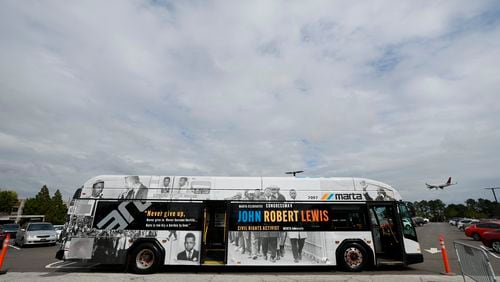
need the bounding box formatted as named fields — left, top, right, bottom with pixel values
left=406, top=253, right=424, bottom=264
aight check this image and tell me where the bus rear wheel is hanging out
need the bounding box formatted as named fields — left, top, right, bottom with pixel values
left=129, top=243, right=161, bottom=274
left=339, top=243, right=368, bottom=272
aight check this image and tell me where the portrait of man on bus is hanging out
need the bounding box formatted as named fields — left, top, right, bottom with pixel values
left=362, top=185, right=394, bottom=201
left=120, top=176, right=148, bottom=199
left=161, top=177, right=171, bottom=194
left=177, top=232, right=199, bottom=261
left=270, top=186, right=286, bottom=201
left=178, top=177, right=188, bottom=191
left=91, top=180, right=104, bottom=199
left=263, top=187, right=273, bottom=200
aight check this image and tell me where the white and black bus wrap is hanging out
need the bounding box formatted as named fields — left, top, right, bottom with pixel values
left=56, top=175, right=423, bottom=273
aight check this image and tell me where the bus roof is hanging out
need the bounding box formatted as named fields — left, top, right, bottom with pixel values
left=80, top=175, right=402, bottom=202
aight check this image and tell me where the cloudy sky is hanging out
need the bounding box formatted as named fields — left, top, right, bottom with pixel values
left=1, top=1, right=499, bottom=203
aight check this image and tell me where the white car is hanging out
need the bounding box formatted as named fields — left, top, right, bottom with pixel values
left=457, top=219, right=471, bottom=230
left=423, top=218, right=429, bottom=223
left=15, top=222, right=58, bottom=247
left=457, top=219, right=480, bottom=230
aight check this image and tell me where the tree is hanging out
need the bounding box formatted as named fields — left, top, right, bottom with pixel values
left=428, top=199, right=446, bottom=222
left=464, top=198, right=480, bottom=218
left=445, top=204, right=466, bottom=218
left=23, top=185, right=67, bottom=224
left=22, top=198, right=40, bottom=215
left=0, top=190, right=18, bottom=213
left=413, top=200, right=430, bottom=218
left=46, top=190, right=67, bottom=224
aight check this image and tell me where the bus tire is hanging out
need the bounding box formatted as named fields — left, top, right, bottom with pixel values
left=129, top=242, right=161, bottom=274
left=338, top=243, right=368, bottom=272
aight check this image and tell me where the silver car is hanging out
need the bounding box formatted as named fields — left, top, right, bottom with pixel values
left=15, top=222, right=58, bottom=247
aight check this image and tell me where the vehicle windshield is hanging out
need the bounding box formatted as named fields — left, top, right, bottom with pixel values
left=398, top=203, right=417, bottom=241
left=27, top=223, right=54, bottom=231
left=2, top=224, right=20, bottom=231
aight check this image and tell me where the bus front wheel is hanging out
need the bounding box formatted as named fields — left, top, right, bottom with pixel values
left=338, top=243, right=368, bottom=272
left=129, top=243, right=161, bottom=274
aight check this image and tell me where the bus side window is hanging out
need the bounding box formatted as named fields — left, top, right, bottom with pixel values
left=331, top=210, right=367, bottom=230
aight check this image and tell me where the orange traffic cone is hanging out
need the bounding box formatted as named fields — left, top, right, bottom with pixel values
left=439, top=234, right=455, bottom=275
left=0, top=233, right=10, bottom=274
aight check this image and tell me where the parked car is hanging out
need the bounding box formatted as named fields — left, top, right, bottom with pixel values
left=1, top=223, right=20, bottom=239
left=449, top=217, right=460, bottom=226
left=15, top=222, right=57, bottom=247
left=481, top=229, right=500, bottom=253
left=457, top=219, right=479, bottom=230
left=412, top=217, right=425, bottom=226
left=1, top=224, right=20, bottom=249
left=463, top=219, right=480, bottom=230
left=0, top=226, right=6, bottom=248
left=423, top=218, right=429, bottom=223
left=465, top=221, right=500, bottom=240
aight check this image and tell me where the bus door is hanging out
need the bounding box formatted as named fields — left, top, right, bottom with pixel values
left=368, top=203, right=404, bottom=264
left=201, top=201, right=227, bottom=264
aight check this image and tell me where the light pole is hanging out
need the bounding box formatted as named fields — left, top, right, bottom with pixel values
left=484, top=187, right=499, bottom=203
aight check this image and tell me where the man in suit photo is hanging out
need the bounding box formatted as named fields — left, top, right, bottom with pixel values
left=177, top=232, right=199, bottom=261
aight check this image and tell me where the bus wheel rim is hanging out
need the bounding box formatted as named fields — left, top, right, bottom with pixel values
left=344, top=247, right=363, bottom=268
left=136, top=249, right=155, bottom=269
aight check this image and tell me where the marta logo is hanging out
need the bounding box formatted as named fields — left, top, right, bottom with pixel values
left=322, top=193, right=363, bottom=201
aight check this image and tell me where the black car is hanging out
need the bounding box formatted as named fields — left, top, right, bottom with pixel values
left=1, top=223, right=20, bottom=239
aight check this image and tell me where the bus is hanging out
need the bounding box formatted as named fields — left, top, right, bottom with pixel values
left=56, top=175, right=423, bottom=274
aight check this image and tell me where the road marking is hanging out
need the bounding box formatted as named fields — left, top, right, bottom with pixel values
left=8, top=244, right=21, bottom=250
left=45, top=261, right=99, bottom=269
left=425, top=247, right=441, bottom=254
left=480, top=245, right=500, bottom=259
left=45, top=261, right=77, bottom=268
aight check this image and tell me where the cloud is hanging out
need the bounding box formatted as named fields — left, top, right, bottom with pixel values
left=1, top=0, right=499, bottom=203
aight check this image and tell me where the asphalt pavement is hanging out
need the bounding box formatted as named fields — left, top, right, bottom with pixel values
left=0, top=273, right=466, bottom=281
left=0, top=222, right=498, bottom=280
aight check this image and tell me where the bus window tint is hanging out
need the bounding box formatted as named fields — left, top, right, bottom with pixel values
left=331, top=208, right=368, bottom=230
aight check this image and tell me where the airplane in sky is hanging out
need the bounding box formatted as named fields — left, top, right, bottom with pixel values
left=426, top=177, right=457, bottom=189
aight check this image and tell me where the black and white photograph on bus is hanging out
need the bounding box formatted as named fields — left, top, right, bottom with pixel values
left=358, top=180, right=396, bottom=201
left=228, top=230, right=323, bottom=265
left=80, top=175, right=153, bottom=199
left=83, top=229, right=202, bottom=265
left=169, top=231, right=202, bottom=265
left=91, top=229, right=131, bottom=264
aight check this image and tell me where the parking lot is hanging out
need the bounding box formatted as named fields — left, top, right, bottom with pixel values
left=1, top=223, right=498, bottom=275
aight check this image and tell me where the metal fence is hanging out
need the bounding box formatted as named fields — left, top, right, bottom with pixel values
left=454, top=241, right=496, bottom=282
